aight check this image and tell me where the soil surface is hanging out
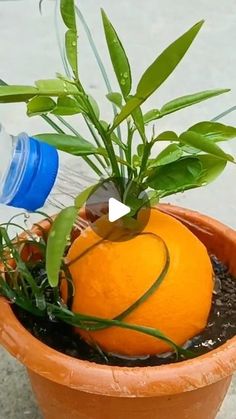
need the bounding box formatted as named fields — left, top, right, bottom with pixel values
left=14, top=255, right=236, bottom=367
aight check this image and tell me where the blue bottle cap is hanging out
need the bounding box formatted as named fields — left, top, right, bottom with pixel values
left=1, top=135, right=59, bottom=211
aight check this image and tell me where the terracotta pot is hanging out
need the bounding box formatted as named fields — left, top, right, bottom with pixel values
left=0, top=204, right=236, bottom=419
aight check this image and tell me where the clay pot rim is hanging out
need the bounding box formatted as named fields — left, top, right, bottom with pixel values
left=0, top=204, right=236, bottom=398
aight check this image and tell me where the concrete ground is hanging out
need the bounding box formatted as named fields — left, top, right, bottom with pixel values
left=0, top=0, right=236, bottom=417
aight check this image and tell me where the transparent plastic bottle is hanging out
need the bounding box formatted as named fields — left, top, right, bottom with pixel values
left=0, top=125, right=93, bottom=212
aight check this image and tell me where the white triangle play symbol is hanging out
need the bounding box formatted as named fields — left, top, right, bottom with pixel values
left=108, top=197, right=131, bottom=222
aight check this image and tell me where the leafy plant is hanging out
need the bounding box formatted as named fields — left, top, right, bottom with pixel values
left=0, top=0, right=235, bottom=360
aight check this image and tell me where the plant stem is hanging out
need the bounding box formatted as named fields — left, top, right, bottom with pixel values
left=211, top=106, right=236, bottom=122
left=83, top=117, right=110, bottom=168
left=54, top=115, right=79, bottom=136
left=55, top=114, right=107, bottom=172
left=83, top=117, right=102, bottom=148
left=42, top=114, right=64, bottom=133
left=126, top=122, right=134, bottom=178
left=75, top=82, right=124, bottom=194
left=41, top=114, right=103, bottom=177
left=49, top=304, right=195, bottom=359
left=76, top=6, right=125, bottom=177
left=137, top=141, right=153, bottom=184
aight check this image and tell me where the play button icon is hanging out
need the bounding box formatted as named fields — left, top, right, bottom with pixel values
left=84, top=176, right=151, bottom=241
left=108, top=198, right=131, bottom=222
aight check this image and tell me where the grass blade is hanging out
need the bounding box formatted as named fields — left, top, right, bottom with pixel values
left=46, top=206, right=77, bottom=287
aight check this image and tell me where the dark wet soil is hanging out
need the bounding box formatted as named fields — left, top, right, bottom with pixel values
left=14, top=255, right=236, bottom=367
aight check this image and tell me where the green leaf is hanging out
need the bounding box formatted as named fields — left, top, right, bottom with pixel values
left=52, top=96, right=82, bottom=115
left=143, top=90, right=230, bottom=123
left=197, top=155, right=227, bottom=184
left=143, top=109, right=160, bottom=124
left=97, top=148, right=133, bottom=168
left=146, top=157, right=203, bottom=196
left=75, top=182, right=104, bottom=208
left=132, top=154, right=141, bottom=168
left=150, top=144, right=183, bottom=167
left=160, top=89, right=230, bottom=117
left=180, top=144, right=200, bottom=154
left=46, top=206, right=77, bottom=287
left=189, top=121, right=236, bottom=142
left=137, top=144, right=144, bottom=157
left=60, top=0, right=78, bottom=78
left=60, top=0, right=76, bottom=30
left=132, top=106, right=145, bottom=137
left=35, top=79, right=78, bottom=96
left=111, top=132, right=127, bottom=150
left=137, top=21, right=204, bottom=100
left=65, top=29, right=78, bottom=77
left=106, top=92, right=123, bottom=108
left=101, top=9, right=132, bottom=98
left=27, top=96, right=56, bottom=116
left=76, top=9, right=127, bottom=176
left=0, top=85, right=38, bottom=103
left=113, top=20, right=204, bottom=128
left=144, top=89, right=230, bottom=124
left=88, top=95, right=100, bottom=119
left=180, top=131, right=234, bottom=161
left=155, top=131, right=179, bottom=142
left=0, top=80, right=79, bottom=103
left=35, top=133, right=98, bottom=156
left=99, top=120, right=109, bottom=131
left=76, top=8, right=117, bottom=111
left=100, top=120, right=126, bottom=150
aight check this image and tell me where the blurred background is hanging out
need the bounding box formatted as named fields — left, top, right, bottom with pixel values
left=0, top=0, right=236, bottom=417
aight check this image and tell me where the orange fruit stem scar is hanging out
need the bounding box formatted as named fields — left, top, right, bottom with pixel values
left=67, top=208, right=213, bottom=357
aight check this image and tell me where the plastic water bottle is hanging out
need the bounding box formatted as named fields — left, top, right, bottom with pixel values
left=0, top=125, right=94, bottom=213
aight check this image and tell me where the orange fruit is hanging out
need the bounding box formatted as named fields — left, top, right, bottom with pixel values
left=67, top=208, right=213, bottom=356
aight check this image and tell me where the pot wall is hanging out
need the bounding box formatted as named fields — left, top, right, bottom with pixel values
left=29, top=370, right=231, bottom=419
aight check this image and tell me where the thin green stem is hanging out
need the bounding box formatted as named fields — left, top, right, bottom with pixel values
left=41, top=114, right=103, bottom=177
left=137, top=141, right=153, bottom=184
left=49, top=304, right=195, bottom=359
left=76, top=6, right=125, bottom=176
left=75, top=83, right=123, bottom=194
left=55, top=114, right=107, bottom=173
left=82, top=156, right=104, bottom=177
left=85, top=232, right=170, bottom=331
left=83, top=117, right=102, bottom=148
left=0, top=228, right=45, bottom=309
left=126, top=122, right=134, bottom=178
left=95, top=120, right=123, bottom=193
left=42, top=114, right=64, bottom=133
left=54, top=115, right=80, bottom=136
left=211, top=106, right=236, bottom=122
left=83, top=117, right=110, bottom=168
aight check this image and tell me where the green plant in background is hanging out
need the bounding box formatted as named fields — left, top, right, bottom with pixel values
left=0, top=0, right=236, bottom=359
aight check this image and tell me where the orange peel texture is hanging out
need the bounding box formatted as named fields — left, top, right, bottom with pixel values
left=67, top=208, right=213, bottom=356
